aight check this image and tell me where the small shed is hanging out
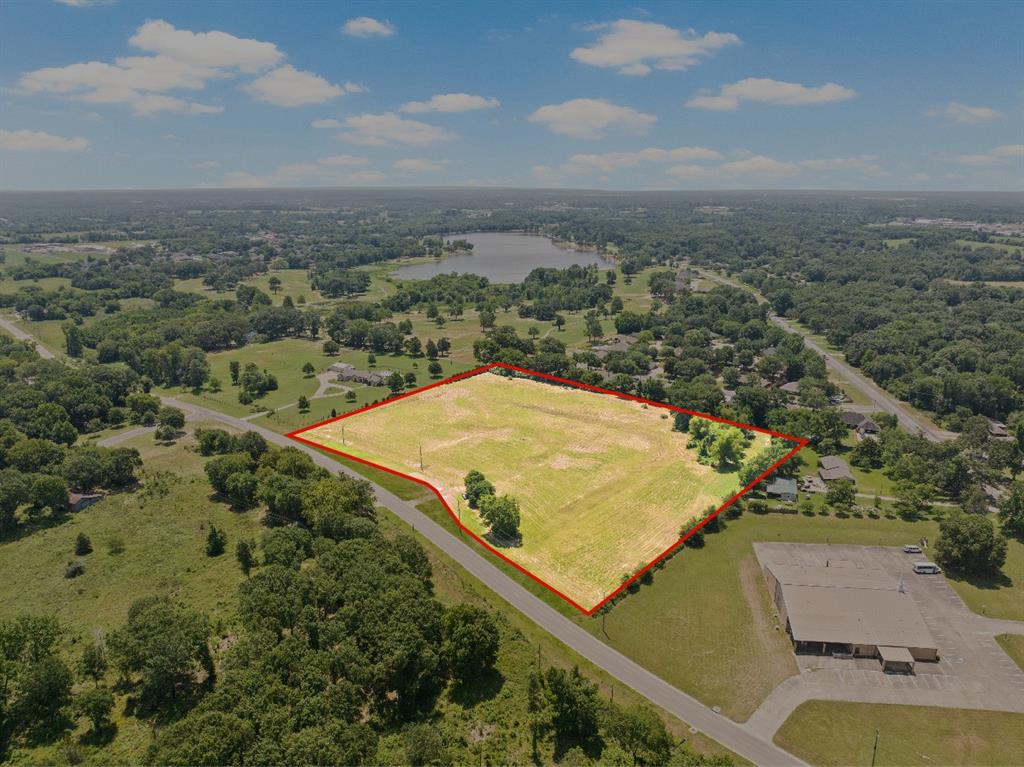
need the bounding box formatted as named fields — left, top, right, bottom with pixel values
left=878, top=645, right=915, bottom=673
left=819, top=456, right=855, bottom=483
left=69, top=493, right=103, bottom=512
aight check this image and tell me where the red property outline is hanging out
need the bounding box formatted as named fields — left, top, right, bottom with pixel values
left=287, top=362, right=808, bottom=616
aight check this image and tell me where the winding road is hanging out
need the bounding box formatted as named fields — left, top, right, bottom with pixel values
left=163, top=396, right=807, bottom=767
left=0, top=316, right=56, bottom=359
left=694, top=270, right=956, bottom=442
left=7, top=315, right=808, bottom=764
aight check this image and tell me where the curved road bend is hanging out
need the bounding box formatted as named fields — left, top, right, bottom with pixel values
left=694, top=271, right=954, bottom=442
left=0, top=316, right=56, bottom=359
left=162, top=397, right=806, bottom=767
left=4, top=320, right=804, bottom=765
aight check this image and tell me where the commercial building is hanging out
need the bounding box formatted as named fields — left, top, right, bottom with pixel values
left=761, top=561, right=938, bottom=671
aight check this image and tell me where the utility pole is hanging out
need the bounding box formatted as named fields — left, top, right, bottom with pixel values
left=457, top=497, right=463, bottom=534
left=419, top=442, right=424, bottom=471
left=870, top=728, right=880, bottom=767
left=342, top=424, right=345, bottom=445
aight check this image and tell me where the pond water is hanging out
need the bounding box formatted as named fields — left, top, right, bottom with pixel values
left=392, top=232, right=609, bottom=283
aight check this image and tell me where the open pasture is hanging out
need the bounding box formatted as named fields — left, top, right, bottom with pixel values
left=294, top=368, right=776, bottom=611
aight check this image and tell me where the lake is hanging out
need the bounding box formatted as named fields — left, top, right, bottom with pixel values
left=392, top=232, right=609, bottom=283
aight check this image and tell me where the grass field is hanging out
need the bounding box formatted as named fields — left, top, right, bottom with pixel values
left=0, top=424, right=260, bottom=642
left=995, top=634, right=1024, bottom=672
left=774, top=701, right=1024, bottom=766
left=297, top=369, right=772, bottom=610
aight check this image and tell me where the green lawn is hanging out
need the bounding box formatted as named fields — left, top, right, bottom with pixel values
left=0, top=425, right=260, bottom=643
left=300, top=370, right=766, bottom=609
left=1, top=240, right=152, bottom=268
left=0, top=276, right=73, bottom=295
left=375, top=505, right=744, bottom=765
left=775, top=701, right=1024, bottom=766
left=946, top=536, right=1024, bottom=621
left=955, top=238, right=1023, bottom=255
left=995, top=634, right=1024, bottom=672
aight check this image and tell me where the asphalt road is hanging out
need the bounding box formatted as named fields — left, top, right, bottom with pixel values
left=694, top=270, right=955, bottom=442
left=0, top=316, right=56, bottom=358
left=6, top=317, right=806, bottom=764
left=163, top=396, right=806, bottom=766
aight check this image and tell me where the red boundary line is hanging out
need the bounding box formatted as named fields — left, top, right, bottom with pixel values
left=287, top=362, right=808, bottom=616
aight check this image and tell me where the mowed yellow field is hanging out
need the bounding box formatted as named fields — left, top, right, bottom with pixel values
left=301, top=371, right=766, bottom=609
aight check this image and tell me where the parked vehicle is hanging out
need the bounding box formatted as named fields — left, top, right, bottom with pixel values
left=913, top=562, right=942, bottom=574
left=903, top=544, right=923, bottom=554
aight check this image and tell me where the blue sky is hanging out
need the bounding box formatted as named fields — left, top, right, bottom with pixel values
left=1, top=0, right=1021, bottom=191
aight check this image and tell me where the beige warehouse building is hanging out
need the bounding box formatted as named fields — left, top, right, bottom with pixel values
left=763, top=562, right=938, bottom=671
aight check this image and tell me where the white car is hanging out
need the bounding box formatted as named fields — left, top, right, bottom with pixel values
left=903, top=544, right=923, bottom=554
left=913, top=562, right=942, bottom=574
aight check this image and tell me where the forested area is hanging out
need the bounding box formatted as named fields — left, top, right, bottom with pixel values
left=1, top=188, right=1022, bottom=764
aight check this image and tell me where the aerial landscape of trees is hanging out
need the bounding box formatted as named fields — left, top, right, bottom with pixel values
left=1, top=187, right=1022, bottom=765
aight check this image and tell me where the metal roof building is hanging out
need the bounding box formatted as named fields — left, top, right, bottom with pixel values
left=763, top=562, right=938, bottom=669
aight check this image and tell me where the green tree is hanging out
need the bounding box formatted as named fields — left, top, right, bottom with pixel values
left=268, top=275, right=282, bottom=294
left=108, top=596, right=213, bottom=707
left=428, top=361, right=443, bottom=378
left=441, top=604, right=499, bottom=683
left=605, top=704, right=674, bottom=766
left=206, top=526, right=227, bottom=556
left=894, top=482, right=933, bottom=521
left=157, top=406, right=185, bottom=430
left=80, top=637, right=107, bottom=683
left=825, top=479, right=856, bottom=512
left=478, top=493, right=521, bottom=540
left=998, top=481, right=1024, bottom=540
left=31, top=474, right=69, bottom=514
left=297, top=395, right=310, bottom=412
left=74, top=685, right=114, bottom=734
left=75, top=533, right=92, bottom=555
left=235, top=539, right=255, bottom=576
left=404, top=723, right=451, bottom=767
left=387, top=371, right=405, bottom=394
left=935, top=512, right=1007, bottom=575
left=302, top=362, right=316, bottom=377
left=229, top=360, right=240, bottom=385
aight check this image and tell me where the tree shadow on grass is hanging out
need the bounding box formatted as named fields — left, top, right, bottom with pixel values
left=947, top=568, right=1013, bottom=591
left=80, top=722, right=118, bottom=747
left=552, top=733, right=605, bottom=764
left=448, top=667, right=505, bottom=709
left=483, top=530, right=522, bottom=549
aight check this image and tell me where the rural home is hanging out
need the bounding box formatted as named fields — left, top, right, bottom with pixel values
left=329, top=362, right=391, bottom=387
left=840, top=411, right=866, bottom=428
left=779, top=381, right=801, bottom=400
left=818, top=455, right=855, bottom=483
left=761, top=561, right=938, bottom=671
left=856, top=418, right=881, bottom=439
left=765, top=477, right=798, bottom=502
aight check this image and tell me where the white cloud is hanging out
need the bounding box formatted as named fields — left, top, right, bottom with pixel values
left=18, top=19, right=341, bottom=116
left=128, top=19, right=283, bottom=73
left=312, top=118, right=341, bottom=128
left=244, top=65, right=343, bottom=107
left=528, top=98, right=656, bottom=139
left=720, top=154, right=800, bottom=175
left=317, top=154, right=370, bottom=167
left=664, top=164, right=721, bottom=181
left=571, top=19, right=740, bottom=75
left=222, top=154, right=380, bottom=187
left=556, top=146, right=720, bottom=174
left=929, top=102, right=1002, bottom=124
left=400, top=93, right=500, bottom=113
left=955, top=144, right=1024, bottom=166
left=393, top=158, right=447, bottom=172
left=686, top=78, right=856, bottom=110
left=799, top=154, right=887, bottom=176
left=337, top=112, right=453, bottom=146
left=342, top=17, right=396, bottom=38
left=0, top=129, right=89, bottom=151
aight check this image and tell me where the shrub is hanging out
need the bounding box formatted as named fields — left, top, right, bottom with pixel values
left=75, top=533, right=92, bottom=555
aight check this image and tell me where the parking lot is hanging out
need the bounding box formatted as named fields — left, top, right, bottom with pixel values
left=751, top=543, right=1024, bottom=714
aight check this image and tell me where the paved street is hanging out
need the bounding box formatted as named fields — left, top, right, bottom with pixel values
left=162, top=397, right=807, bottom=766
left=693, top=270, right=956, bottom=442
